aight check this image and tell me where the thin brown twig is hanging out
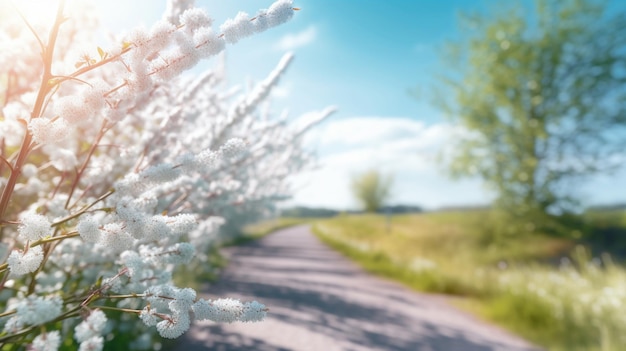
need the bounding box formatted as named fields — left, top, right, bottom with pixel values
left=0, top=0, right=66, bottom=231
left=0, top=156, right=13, bottom=174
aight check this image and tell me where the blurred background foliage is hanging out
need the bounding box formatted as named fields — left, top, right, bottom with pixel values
left=350, top=170, right=394, bottom=213
left=435, top=0, right=626, bottom=237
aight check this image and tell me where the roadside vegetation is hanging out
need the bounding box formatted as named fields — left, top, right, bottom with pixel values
left=312, top=210, right=626, bottom=351
left=397, top=0, right=626, bottom=347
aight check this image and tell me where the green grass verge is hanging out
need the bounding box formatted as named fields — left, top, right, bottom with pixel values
left=313, top=225, right=478, bottom=296
left=312, top=212, right=626, bottom=351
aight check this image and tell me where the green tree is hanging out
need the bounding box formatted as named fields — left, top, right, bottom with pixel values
left=351, top=170, right=393, bottom=212
left=438, top=0, right=626, bottom=227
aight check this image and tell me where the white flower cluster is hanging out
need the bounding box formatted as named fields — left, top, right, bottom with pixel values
left=193, top=298, right=267, bottom=323
left=113, top=137, right=247, bottom=196
left=7, top=246, right=44, bottom=276
left=162, top=0, right=195, bottom=25
left=18, top=212, right=52, bottom=241
left=220, top=0, right=295, bottom=44
left=75, top=310, right=107, bottom=351
left=139, top=286, right=267, bottom=339
left=31, top=331, right=61, bottom=351
left=3, top=295, right=63, bottom=333
left=123, top=51, right=335, bottom=240
left=0, top=0, right=331, bottom=348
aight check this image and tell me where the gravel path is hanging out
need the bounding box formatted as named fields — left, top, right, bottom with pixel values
left=173, top=225, right=541, bottom=351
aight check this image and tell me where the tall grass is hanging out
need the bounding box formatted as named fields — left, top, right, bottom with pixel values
left=313, top=212, right=626, bottom=350
left=485, top=249, right=626, bottom=350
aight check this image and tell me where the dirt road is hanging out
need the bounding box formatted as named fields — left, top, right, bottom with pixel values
left=173, top=225, right=541, bottom=351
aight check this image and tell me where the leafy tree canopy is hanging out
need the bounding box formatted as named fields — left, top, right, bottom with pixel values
left=438, top=0, right=626, bottom=222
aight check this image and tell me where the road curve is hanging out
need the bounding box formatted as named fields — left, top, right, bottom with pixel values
left=173, top=225, right=541, bottom=351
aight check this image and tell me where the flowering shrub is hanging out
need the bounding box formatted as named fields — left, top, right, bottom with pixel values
left=0, top=0, right=333, bottom=349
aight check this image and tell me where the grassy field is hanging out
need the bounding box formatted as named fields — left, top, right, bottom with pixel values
left=312, top=211, right=626, bottom=351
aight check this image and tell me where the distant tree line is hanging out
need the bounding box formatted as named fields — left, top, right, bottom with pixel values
left=280, top=204, right=423, bottom=218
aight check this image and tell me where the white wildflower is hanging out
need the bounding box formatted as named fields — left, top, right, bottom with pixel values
left=32, top=331, right=61, bottom=351
left=18, top=212, right=51, bottom=241
left=143, top=215, right=172, bottom=240
left=241, top=301, right=267, bottom=322
left=3, top=316, right=23, bottom=333
left=44, top=145, right=79, bottom=172
left=193, top=149, right=220, bottom=169
left=210, top=298, right=243, bottom=323
left=75, top=310, right=107, bottom=343
left=78, top=336, right=104, bottom=351
left=168, top=242, right=195, bottom=264
left=156, top=313, right=190, bottom=339
left=53, top=95, right=89, bottom=124
left=148, top=20, right=176, bottom=53
left=145, top=285, right=176, bottom=311
left=219, top=138, right=246, bottom=158
left=266, top=0, right=295, bottom=27
left=193, top=27, right=224, bottom=58
left=163, top=0, right=195, bottom=25
left=173, top=287, right=196, bottom=307
left=179, top=8, right=211, bottom=32
left=139, top=306, right=159, bottom=326
left=220, top=12, right=255, bottom=44
left=8, top=246, right=44, bottom=275
left=21, top=163, right=38, bottom=178
left=77, top=215, right=101, bottom=243
left=29, top=118, right=70, bottom=144
left=191, top=298, right=266, bottom=323
left=15, top=295, right=63, bottom=325
left=169, top=214, right=197, bottom=235
left=191, top=299, right=211, bottom=320
left=98, top=223, right=133, bottom=253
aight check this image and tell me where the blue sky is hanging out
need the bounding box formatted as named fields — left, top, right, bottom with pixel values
left=96, top=0, right=626, bottom=210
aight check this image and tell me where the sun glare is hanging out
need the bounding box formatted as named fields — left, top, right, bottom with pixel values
left=3, top=0, right=98, bottom=38
left=6, top=0, right=61, bottom=29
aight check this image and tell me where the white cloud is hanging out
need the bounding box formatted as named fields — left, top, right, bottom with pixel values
left=305, top=117, right=425, bottom=147
left=289, top=117, right=493, bottom=210
left=275, top=26, right=317, bottom=51
left=291, top=116, right=626, bottom=210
